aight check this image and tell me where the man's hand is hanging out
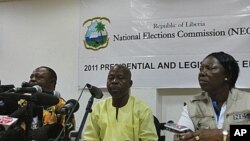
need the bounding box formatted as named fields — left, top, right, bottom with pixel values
left=174, top=129, right=223, bottom=141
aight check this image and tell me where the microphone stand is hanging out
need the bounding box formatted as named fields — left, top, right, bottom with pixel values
left=54, top=84, right=87, bottom=141
left=75, top=95, right=94, bottom=141
left=62, top=114, right=73, bottom=141
left=53, top=112, right=73, bottom=141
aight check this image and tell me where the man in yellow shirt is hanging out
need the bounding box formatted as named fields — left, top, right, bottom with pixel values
left=83, top=64, right=158, bottom=141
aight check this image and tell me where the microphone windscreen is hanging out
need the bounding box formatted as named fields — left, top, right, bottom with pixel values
left=9, top=106, right=27, bottom=118
left=167, top=120, right=174, bottom=123
left=0, top=99, right=19, bottom=115
left=67, top=99, right=80, bottom=113
left=21, top=81, right=32, bottom=87
left=0, top=85, right=15, bottom=92
left=0, top=92, right=58, bottom=106
left=33, top=93, right=59, bottom=106
left=86, top=83, right=103, bottom=99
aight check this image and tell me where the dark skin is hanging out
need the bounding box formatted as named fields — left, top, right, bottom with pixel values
left=175, top=56, right=230, bottom=141
left=199, top=56, right=229, bottom=109
left=29, top=67, right=56, bottom=93
left=106, top=65, right=133, bottom=119
left=26, top=67, right=66, bottom=140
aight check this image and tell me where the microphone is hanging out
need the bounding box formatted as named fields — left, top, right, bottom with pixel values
left=33, top=92, right=59, bottom=106
left=86, top=83, right=103, bottom=99
left=21, top=81, right=32, bottom=87
left=167, top=120, right=174, bottom=123
left=0, top=85, right=15, bottom=93
left=9, top=93, right=59, bottom=118
left=60, top=99, right=79, bottom=114
left=21, top=82, right=54, bottom=95
left=9, top=105, right=28, bottom=118
left=0, top=92, right=59, bottom=106
left=10, top=85, right=42, bottom=93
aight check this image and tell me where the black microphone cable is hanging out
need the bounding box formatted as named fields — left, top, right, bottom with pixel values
left=54, top=83, right=103, bottom=141
left=54, top=84, right=87, bottom=141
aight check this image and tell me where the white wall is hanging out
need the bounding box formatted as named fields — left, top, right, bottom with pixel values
left=1, top=1, right=250, bottom=141
left=0, top=0, right=82, bottom=131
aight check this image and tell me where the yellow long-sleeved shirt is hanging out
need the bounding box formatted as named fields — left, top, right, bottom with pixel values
left=83, top=96, right=158, bottom=141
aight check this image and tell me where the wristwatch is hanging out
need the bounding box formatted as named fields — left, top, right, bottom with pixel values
left=222, top=130, right=228, bottom=141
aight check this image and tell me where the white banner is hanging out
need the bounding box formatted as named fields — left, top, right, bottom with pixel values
left=79, top=0, right=250, bottom=88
